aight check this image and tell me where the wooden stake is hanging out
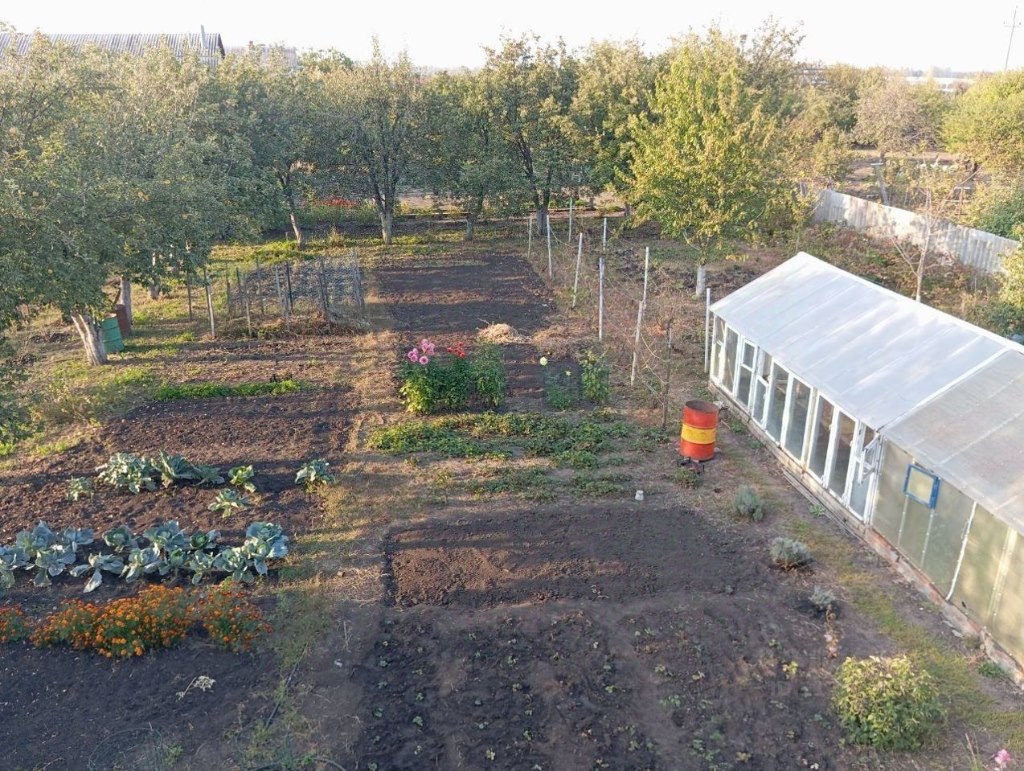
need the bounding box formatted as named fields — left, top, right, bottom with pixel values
left=254, top=255, right=265, bottom=315
left=602, top=217, right=607, bottom=251
left=243, top=274, right=253, bottom=337
left=568, top=196, right=574, bottom=243
left=186, top=273, right=194, bottom=321
left=527, top=215, right=533, bottom=260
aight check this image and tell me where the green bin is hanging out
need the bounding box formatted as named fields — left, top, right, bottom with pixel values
left=101, top=315, right=124, bottom=354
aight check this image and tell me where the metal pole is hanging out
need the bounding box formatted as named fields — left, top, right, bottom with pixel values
left=571, top=232, right=583, bottom=309
left=630, top=299, right=644, bottom=387
left=527, top=215, right=533, bottom=260
left=203, top=267, right=215, bottom=339
left=704, top=288, right=712, bottom=373
left=254, top=255, right=265, bottom=316
left=602, top=217, right=607, bottom=251
left=662, top=320, right=673, bottom=431
left=598, top=256, right=605, bottom=341
left=568, top=196, right=574, bottom=243
left=546, top=216, right=553, bottom=278
left=1006, top=5, right=1020, bottom=70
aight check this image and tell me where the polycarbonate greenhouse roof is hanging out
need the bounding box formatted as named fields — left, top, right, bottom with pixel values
left=885, top=350, right=1024, bottom=528
left=710, top=252, right=1012, bottom=430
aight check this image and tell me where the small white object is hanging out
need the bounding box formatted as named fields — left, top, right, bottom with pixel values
left=634, top=490, right=644, bottom=501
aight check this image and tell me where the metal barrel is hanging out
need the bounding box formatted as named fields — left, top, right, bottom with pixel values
left=680, top=400, right=718, bottom=461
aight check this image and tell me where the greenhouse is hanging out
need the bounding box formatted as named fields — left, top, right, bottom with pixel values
left=708, top=252, right=1024, bottom=674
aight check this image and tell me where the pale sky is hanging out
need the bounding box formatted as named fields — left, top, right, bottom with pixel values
left=3, top=0, right=1021, bottom=73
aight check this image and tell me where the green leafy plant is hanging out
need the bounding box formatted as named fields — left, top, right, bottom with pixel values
left=66, top=477, right=94, bottom=501
left=151, top=451, right=200, bottom=487
left=228, top=465, right=257, bottom=493
left=833, top=655, right=945, bottom=750
left=102, top=524, right=137, bottom=553
left=209, top=489, right=252, bottom=517
left=96, top=453, right=158, bottom=494
left=770, top=537, right=812, bottom=570
left=673, top=467, right=702, bottom=489
left=400, top=338, right=471, bottom=414
left=192, top=464, right=225, bottom=487
left=735, top=485, right=764, bottom=521
left=579, top=349, right=611, bottom=404
left=542, top=361, right=578, bottom=410
left=295, top=458, right=334, bottom=490
left=0, top=545, right=29, bottom=597
left=470, top=344, right=507, bottom=407
left=70, top=553, right=125, bottom=593
left=192, top=586, right=271, bottom=652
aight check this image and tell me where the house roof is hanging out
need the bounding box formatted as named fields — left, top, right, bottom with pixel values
left=709, top=252, right=1013, bottom=430
left=0, top=32, right=225, bottom=65
left=884, top=349, right=1024, bottom=528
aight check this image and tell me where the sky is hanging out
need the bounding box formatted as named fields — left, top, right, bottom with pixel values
left=3, top=0, right=1022, bottom=74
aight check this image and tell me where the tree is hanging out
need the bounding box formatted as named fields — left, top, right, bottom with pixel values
left=571, top=40, right=660, bottom=202
left=628, top=23, right=803, bottom=295
left=944, top=70, right=1024, bottom=176
left=325, top=41, right=423, bottom=245
left=480, top=34, right=580, bottom=234
left=418, top=70, right=521, bottom=240
left=855, top=76, right=949, bottom=158
left=215, top=48, right=326, bottom=248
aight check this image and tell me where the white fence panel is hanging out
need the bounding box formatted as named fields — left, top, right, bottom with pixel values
left=812, top=189, right=1019, bottom=274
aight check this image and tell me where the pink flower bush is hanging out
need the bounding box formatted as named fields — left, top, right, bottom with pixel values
left=995, top=749, right=1013, bottom=769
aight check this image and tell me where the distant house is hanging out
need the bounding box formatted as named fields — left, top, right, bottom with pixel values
left=0, top=29, right=225, bottom=67
left=709, top=252, right=1024, bottom=681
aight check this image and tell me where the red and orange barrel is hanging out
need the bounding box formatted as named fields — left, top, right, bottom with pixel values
left=680, top=400, right=718, bottom=461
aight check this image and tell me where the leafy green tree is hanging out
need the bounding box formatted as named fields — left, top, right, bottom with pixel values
left=945, top=70, right=1024, bottom=176
left=480, top=34, right=580, bottom=234
left=325, top=41, right=423, bottom=245
left=855, top=76, right=949, bottom=158
left=628, top=23, right=803, bottom=295
left=571, top=40, right=660, bottom=201
left=418, top=70, right=521, bottom=240
left=214, top=48, right=326, bottom=248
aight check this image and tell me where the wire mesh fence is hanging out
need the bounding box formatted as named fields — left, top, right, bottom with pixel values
left=186, top=251, right=365, bottom=338
left=524, top=214, right=712, bottom=431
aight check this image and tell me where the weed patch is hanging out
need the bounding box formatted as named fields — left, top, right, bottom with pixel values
left=155, top=379, right=302, bottom=401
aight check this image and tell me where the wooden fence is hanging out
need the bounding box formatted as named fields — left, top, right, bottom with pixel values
left=812, top=189, right=1019, bottom=274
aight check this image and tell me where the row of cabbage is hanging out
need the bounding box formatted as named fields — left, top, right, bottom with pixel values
left=0, top=519, right=289, bottom=596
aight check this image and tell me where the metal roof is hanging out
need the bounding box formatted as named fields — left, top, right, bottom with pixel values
left=885, top=350, right=1024, bottom=528
left=710, top=252, right=1013, bottom=429
left=0, top=32, right=225, bottom=65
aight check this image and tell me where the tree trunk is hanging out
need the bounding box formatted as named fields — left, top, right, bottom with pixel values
left=289, top=208, right=304, bottom=250
left=695, top=263, right=707, bottom=299
left=149, top=255, right=161, bottom=300
left=535, top=204, right=549, bottom=237
left=119, top=276, right=133, bottom=325
left=465, top=214, right=476, bottom=241
left=380, top=205, right=393, bottom=245
left=70, top=311, right=108, bottom=366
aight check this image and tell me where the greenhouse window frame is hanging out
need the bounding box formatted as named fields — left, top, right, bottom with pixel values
left=904, top=464, right=941, bottom=509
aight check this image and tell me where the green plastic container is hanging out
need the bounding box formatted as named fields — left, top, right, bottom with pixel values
left=101, top=315, right=124, bottom=354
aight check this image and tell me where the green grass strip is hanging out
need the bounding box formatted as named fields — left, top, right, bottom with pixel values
left=155, top=379, right=302, bottom=401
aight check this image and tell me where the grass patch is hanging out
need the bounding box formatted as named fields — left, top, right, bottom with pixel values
left=787, top=518, right=1024, bottom=754
left=466, top=467, right=556, bottom=501
left=155, top=379, right=303, bottom=401
left=571, top=472, right=632, bottom=497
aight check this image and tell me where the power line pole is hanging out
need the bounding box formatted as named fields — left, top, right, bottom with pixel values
left=1006, top=5, right=1020, bottom=70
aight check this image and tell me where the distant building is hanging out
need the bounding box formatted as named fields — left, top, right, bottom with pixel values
left=0, top=29, right=225, bottom=67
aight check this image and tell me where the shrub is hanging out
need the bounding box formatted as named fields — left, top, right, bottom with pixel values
left=192, top=586, right=271, bottom=652
left=770, top=537, right=812, bottom=570
left=471, top=344, right=507, bottom=407
left=541, top=360, right=579, bottom=410
left=833, top=655, right=945, bottom=750
left=809, top=585, right=837, bottom=613
left=31, top=600, right=100, bottom=649
left=0, top=605, right=31, bottom=643
left=399, top=338, right=507, bottom=414
left=91, top=585, right=191, bottom=658
left=580, top=349, right=611, bottom=404
left=735, top=485, right=764, bottom=521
